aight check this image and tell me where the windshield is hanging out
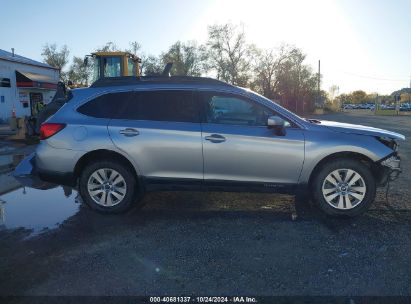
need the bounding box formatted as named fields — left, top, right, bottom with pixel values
left=103, top=57, right=121, bottom=77
left=127, top=58, right=136, bottom=76
left=92, top=56, right=122, bottom=82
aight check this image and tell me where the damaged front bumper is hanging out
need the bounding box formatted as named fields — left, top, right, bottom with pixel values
left=376, top=153, right=401, bottom=185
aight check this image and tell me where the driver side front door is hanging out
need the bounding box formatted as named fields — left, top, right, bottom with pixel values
left=199, top=91, right=305, bottom=186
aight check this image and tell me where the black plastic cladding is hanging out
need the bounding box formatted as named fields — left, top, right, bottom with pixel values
left=90, top=76, right=231, bottom=88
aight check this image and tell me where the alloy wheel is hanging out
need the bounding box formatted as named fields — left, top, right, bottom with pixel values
left=87, top=168, right=127, bottom=207
left=321, top=168, right=367, bottom=210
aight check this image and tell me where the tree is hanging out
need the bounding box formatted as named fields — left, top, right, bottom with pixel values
left=274, top=46, right=318, bottom=112
left=96, top=42, right=120, bottom=52
left=41, top=43, right=70, bottom=80
left=161, top=41, right=206, bottom=76
left=335, top=93, right=352, bottom=105
left=206, top=23, right=254, bottom=86
left=350, top=90, right=367, bottom=104
left=67, top=56, right=93, bottom=86
left=128, top=41, right=142, bottom=56
left=328, top=85, right=339, bottom=101
left=252, top=45, right=289, bottom=100
left=143, top=55, right=163, bottom=75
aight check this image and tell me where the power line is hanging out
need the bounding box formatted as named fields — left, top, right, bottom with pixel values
left=336, top=70, right=408, bottom=82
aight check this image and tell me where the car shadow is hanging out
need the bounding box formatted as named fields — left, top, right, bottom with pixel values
left=49, top=191, right=410, bottom=240
left=2, top=175, right=409, bottom=242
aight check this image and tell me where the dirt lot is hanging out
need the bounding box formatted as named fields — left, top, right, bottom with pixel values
left=0, top=111, right=410, bottom=297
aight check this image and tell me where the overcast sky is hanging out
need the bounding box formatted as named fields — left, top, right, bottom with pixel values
left=2, top=0, right=410, bottom=94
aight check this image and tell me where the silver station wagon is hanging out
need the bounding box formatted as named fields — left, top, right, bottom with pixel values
left=34, top=76, right=405, bottom=217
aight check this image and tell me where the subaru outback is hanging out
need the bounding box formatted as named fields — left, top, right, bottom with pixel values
left=34, top=76, right=405, bottom=217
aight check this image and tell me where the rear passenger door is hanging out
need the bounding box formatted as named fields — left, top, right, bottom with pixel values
left=108, top=90, right=204, bottom=182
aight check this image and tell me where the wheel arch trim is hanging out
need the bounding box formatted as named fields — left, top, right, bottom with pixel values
left=73, top=149, right=143, bottom=186
left=304, top=151, right=377, bottom=187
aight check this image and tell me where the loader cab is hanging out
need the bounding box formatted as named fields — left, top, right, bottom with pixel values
left=85, top=52, right=141, bottom=83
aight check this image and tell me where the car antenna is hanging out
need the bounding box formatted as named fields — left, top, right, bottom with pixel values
left=162, top=62, right=173, bottom=77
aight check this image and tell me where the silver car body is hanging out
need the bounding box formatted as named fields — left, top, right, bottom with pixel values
left=35, top=79, right=405, bottom=192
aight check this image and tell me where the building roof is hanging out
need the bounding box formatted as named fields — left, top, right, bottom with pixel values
left=0, top=49, right=59, bottom=70
left=391, top=87, right=411, bottom=96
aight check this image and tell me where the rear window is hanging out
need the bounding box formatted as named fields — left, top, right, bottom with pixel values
left=77, top=92, right=131, bottom=118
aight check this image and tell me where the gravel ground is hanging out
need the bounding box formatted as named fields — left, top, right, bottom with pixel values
left=0, top=111, right=410, bottom=297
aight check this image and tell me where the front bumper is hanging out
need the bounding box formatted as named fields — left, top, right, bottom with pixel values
left=378, top=153, right=401, bottom=184
left=381, top=154, right=401, bottom=179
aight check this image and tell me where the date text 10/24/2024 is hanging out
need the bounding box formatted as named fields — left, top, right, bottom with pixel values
left=149, top=296, right=258, bottom=303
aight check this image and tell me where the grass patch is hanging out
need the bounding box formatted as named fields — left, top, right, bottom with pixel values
left=375, top=109, right=397, bottom=116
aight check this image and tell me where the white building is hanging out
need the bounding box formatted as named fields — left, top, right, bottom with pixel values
left=0, top=49, right=60, bottom=122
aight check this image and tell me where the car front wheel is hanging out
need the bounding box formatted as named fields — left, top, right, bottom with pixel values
left=312, top=159, right=376, bottom=217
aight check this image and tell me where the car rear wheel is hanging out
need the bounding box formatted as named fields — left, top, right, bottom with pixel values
left=312, top=159, right=376, bottom=217
left=79, top=160, right=139, bottom=213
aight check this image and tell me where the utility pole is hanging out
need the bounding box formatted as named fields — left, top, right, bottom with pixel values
left=375, top=93, right=378, bottom=114
left=409, top=76, right=411, bottom=103
left=318, top=60, right=321, bottom=107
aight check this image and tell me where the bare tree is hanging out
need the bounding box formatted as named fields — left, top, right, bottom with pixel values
left=127, top=41, right=142, bottom=56
left=328, top=85, right=339, bottom=101
left=96, top=42, right=119, bottom=52
left=252, top=45, right=289, bottom=100
left=206, top=23, right=254, bottom=86
left=41, top=43, right=70, bottom=80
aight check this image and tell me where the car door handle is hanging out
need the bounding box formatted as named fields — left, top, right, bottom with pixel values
left=119, top=128, right=139, bottom=137
left=205, top=134, right=226, bottom=143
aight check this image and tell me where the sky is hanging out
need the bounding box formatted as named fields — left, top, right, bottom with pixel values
left=1, top=0, right=410, bottom=94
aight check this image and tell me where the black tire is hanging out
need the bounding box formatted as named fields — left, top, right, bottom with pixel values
left=79, top=160, right=142, bottom=214
left=312, top=158, right=376, bottom=217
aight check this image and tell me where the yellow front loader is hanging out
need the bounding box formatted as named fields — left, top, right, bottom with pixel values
left=84, top=51, right=142, bottom=82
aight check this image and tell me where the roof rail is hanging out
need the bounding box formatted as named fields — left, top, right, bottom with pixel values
left=90, top=76, right=229, bottom=88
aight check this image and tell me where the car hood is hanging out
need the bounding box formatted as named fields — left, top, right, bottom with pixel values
left=317, top=120, right=405, bottom=141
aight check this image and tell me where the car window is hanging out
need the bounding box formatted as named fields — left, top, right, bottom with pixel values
left=201, top=92, right=276, bottom=126
left=117, top=90, right=200, bottom=123
left=77, top=92, right=131, bottom=118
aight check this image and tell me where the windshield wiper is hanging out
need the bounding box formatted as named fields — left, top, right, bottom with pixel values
left=305, top=118, right=321, bottom=124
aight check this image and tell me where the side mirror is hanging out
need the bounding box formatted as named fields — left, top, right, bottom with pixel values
left=83, top=57, right=89, bottom=66
left=267, top=115, right=286, bottom=136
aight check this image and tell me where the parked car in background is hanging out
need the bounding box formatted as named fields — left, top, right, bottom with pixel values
left=34, top=76, right=405, bottom=217
left=380, top=104, right=396, bottom=110
left=342, top=104, right=354, bottom=110
left=342, top=103, right=375, bottom=110
left=400, top=103, right=411, bottom=111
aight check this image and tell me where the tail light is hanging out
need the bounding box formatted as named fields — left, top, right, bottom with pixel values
left=39, top=123, right=66, bottom=140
